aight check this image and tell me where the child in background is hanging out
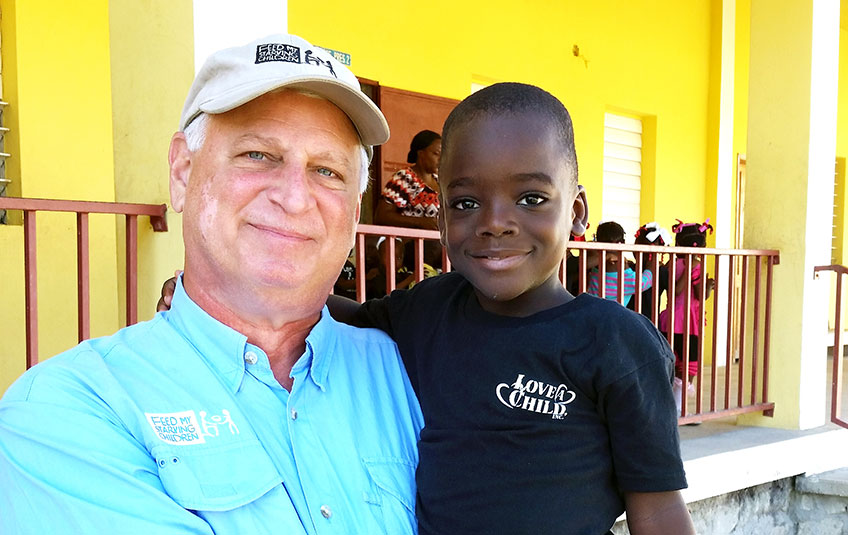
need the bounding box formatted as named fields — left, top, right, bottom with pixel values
left=159, top=83, right=694, bottom=535
left=659, top=219, right=715, bottom=411
left=586, top=221, right=653, bottom=307
left=627, top=222, right=672, bottom=318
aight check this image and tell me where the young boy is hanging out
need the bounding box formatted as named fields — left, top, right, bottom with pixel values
left=341, top=83, right=692, bottom=534
left=160, top=83, right=693, bottom=534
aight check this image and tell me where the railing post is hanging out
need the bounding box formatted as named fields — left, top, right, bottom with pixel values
left=355, top=233, right=367, bottom=303
left=23, top=210, right=38, bottom=368
left=762, top=255, right=775, bottom=416
left=737, top=256, right=749, bottom=408
left=125, top=215, right=138, bottom=326
left=710, top=254, right=721, bottom=412
left=751, top=257, right=762, bottom=405
left=831, top=269, right=843, bottom=427
left=76, top=212, right=90, bottom=342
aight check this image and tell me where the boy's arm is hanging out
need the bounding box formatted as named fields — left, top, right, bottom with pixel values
left=326, top=294, right=371, bottom=327
left=623, top=490, right=695, bottom=535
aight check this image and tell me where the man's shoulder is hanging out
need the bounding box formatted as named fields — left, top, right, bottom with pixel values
left=2, top=316, right=171, bottom=404
left=327, top=316, right=400, bottom=347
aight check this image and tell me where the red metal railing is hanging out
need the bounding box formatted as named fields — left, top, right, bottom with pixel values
left=345, top=228, right=780, bottom=424
left=813, top=264, right=847, bottom=430
left=565, top=242, right=779, bottom=424
left=0, top=197, right=168, bottom=368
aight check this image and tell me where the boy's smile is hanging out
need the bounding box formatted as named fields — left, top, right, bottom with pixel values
left=439, top=112, right=587, bottom=317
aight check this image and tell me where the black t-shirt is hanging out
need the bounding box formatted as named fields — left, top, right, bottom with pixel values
left=355, top=272, right=687, bottom=535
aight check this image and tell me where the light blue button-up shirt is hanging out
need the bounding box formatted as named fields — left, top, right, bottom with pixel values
left=0, top=279, right=423, bottom=534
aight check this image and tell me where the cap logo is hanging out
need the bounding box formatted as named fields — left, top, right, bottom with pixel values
left=254, top=43, right=337, bottom=79
left=304, top=50, right=337, bottom=78
left=255, top=43, right=300, bottom=64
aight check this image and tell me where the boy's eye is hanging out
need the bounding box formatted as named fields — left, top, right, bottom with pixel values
left=450, top=198, right=479, bottom=211
left=517, top=194, right=547, bottom=206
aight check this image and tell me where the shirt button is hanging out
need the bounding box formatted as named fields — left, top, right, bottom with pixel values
left=244, top=351, right=258, bottom=365
left=291, top=408, right=298, bottom=420
left=320, top=505, right=332, bottom=519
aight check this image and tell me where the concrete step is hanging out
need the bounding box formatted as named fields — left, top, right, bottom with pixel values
left=796, top=467, right=848, bottom=498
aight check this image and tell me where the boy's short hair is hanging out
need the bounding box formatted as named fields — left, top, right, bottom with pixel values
left=442, top=82, right=578, bottom=183
left=595, top=221, right=625, bottom=243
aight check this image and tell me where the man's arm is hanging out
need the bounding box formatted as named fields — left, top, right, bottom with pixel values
left=623, top=490, right=695, bottom=535
left=0, top=374, right=214, bottom=534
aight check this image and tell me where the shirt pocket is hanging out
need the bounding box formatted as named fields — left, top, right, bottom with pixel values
left=363, top=457, right=417, bottom=532
left=152, top=440, right=282, bottom=512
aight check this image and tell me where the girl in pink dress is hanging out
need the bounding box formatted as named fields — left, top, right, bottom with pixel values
left=660, top=219, right=714, bottom=411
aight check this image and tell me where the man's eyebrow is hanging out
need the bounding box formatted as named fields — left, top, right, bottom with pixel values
left=234, top=133, right=280, bottom=146
left=233, top=135, right=354, bottom=166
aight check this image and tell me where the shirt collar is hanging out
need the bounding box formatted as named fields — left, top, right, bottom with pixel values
left=165, top=277, right=339, bottom=393
left=164, top=276, right=248, bottom=393
left=291, top=306, right=337, bottom=391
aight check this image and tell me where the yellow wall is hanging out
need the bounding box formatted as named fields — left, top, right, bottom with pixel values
left=0, top=0, right=192, bottom=393
left=108, top=0, right=192, bottom=324
left=732, top=0, right=751, bottom=247
left=0, top=0, right=120, bottom=393
left=289, top=0, right=714, bottom=233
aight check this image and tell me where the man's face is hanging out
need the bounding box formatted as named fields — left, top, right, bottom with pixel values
left=173, top=90, right=363, bottom=302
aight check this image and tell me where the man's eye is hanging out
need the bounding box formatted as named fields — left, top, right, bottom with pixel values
left=246, top=151, right=265, bottom=161
left=316, top=167, right=337, bottom=178
left=450, top=199, right=479, bottom=211
left=518, top=194, right=547, bottom=206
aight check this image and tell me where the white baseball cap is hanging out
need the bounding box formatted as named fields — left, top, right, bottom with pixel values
left=179, top=33, right=389, bottom=148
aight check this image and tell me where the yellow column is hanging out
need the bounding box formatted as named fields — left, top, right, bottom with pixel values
left=741, top=0, right=838, bottom=429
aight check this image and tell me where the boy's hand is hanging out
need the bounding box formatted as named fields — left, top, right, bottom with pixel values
left=155, top=270, right=182, bottom=312
left=623, top=490, right=695, bottom=535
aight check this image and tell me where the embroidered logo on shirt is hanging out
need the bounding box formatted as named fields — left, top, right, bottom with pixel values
left=198, top=409, right=240, bottom=438
left=495, top=374, right=576, bottom=420
left=146, top=411, right=206, bottom=445
left=145, top=409, right=239, bottom=445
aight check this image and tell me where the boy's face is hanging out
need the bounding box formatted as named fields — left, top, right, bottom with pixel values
left=439, top=112, right=588, bottom=316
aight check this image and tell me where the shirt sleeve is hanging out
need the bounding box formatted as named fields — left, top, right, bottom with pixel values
left=586, top=270, right=600, bottom=296
left=600, top=326, right=687, bottom=493
left=353, top=290, right=412, bottom=339
left=0, top=366, right=214, bottom=535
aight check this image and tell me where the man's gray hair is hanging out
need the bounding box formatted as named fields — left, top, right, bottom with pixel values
left=183, top=111, right=371, bottom=194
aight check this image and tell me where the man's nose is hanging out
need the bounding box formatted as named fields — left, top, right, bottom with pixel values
left=267, top=163, right=316, bottom=213
left=476, top=202, right=517, bottom=237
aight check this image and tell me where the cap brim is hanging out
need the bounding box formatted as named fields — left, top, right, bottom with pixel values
left=195, top=76, right=389, bottom=146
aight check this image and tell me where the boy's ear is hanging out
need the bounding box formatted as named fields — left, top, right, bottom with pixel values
left=168, top=132, right=192, bottom=213
left=438, top=193, right=447, bottom=247
left=569, top=185, right=589, bottom=237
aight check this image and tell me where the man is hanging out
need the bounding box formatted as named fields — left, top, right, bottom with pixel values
left=0, top=34, right=423, bottom=534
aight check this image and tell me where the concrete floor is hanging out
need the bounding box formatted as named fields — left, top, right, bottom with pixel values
left=675, top=353, right=848, bottom=505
